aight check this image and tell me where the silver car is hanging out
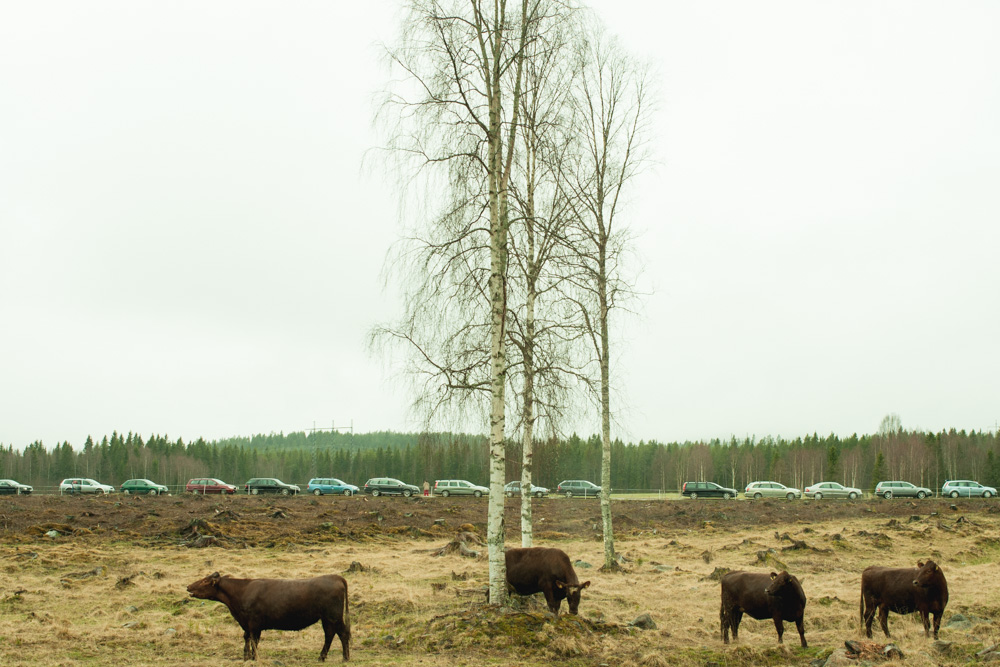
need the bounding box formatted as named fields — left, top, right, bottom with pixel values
left=804, top=481, right=862, bottom=499
left=875, top=480, right=932, bottom=499
left=745, top=481, right=802, bottom=500
left=941, top=480, right=997, bottom=498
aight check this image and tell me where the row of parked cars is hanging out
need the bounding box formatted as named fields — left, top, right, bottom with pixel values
left=681, top=479, right=999, bottom=499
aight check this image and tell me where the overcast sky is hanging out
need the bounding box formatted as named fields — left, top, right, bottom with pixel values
left=1, top=1, right=997, bottom=450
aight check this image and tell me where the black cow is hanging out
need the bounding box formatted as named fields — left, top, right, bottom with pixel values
left=503, top=547, right=590, bottom=615
left=861, top=560, right=948, bottom=639
left=187, top=572, right=350, bottom=661
left=720, top=570, right=807, bottom=647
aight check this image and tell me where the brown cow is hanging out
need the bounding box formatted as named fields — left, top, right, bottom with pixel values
left=503, top=547, right=591, bottom=615
left=720, top=570, right=807, bottom=647
left=861, top=560, right=948, bottom=639
left=187, top=572, right=350, bottom=661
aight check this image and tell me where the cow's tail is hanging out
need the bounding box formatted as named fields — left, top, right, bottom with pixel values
left=344, top=584, right=351, bottom=631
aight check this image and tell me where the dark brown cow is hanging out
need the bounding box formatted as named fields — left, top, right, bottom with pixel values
left=187, top=572, right=350, bottom=661
left=861, top=560, right=948, bottom=639
left=503, top=547, right=590, bottom=615
left=720, top=570, right=807, bottom=647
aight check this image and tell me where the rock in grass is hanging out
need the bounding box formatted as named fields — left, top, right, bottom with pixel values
left=628, top=613, right=656, bottom=630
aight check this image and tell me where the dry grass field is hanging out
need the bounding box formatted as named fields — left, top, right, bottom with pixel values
left=2, top=494, right=999, bottom=666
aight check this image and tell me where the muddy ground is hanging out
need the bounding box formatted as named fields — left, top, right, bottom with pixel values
left=2, top=493, right=986, bottom=546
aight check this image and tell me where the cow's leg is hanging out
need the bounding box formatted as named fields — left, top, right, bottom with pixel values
left=320, top=619, right=334, bottom=661
left=877, top=605, right=891, bottom=638
left=795, top=617, right=807, bottom=648
left=862, top=597, right=877, bottom=638
left=932, top=611, right=942, bottom=640
left=920, top=610, right=931, bottom=638
left=541, top=585, right=560, bottom=616
left=243, top=630, right=253, bottom=660
left=772, top=614, right=784, bottom=644
left=731, top=609, right=743, bottom=641
left=250, top=630, right=261, bottom=660
left=338, top=620, right=351, bottom=661
left=720, top=603, right=730, bottom=644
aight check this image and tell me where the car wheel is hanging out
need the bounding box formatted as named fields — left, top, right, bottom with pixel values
left=535, top=491, right=544, bottom=498
left=372, top=489, right=380, bottom=497
left=474, top=490, right=482, bottom=498
left=565, top=491, right=573, bottom=498
left=403, top=490, right=413, bottom=497
left=753, top=492, right=762, bottom=500
left=123, top=490, right=130, bottom=495
left=690, top=492, right=698, bottom=500
left=950, top=490, right=959, bottom=498
left=149, top=489, right=157, bottom=496
left=251, top=489, right=259, bottom=495
left=814, top=492, right=822, bottom=500
left=849, top=492, right=858, bottom=500
left=723, top=492, right=732, bottom=500
left=505, top=491, right=513, bottom=498
left=884, top=491, right=892, bottom=500
left=441, top=490, right=449, bottom=498
left=344, top=490, right=352, bottom=496
left=281, top=489, right=290, bottom=496
left=916, top=491, right=926, bottom=499
left=314, top=489, right=322, bottom=496
left=985, top=491, right=993, bottom=498
left=786, top=492, right=795, bottom=500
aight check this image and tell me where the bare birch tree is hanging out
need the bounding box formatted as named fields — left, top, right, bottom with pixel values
left=376, top=0, right=547, bottom=607
left=559, top=22, right=652, bottom=570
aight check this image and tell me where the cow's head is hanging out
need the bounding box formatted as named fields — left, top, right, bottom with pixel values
left=766, top=571, right=806, bottom=604
left=555, top=580, right=591, bottom=614
left=187, top=572, right=222, bottom=599
left=913, top=560, right=942, bottom=588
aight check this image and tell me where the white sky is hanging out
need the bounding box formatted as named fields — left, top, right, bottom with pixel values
left=1, top=1, right=997, bottom=450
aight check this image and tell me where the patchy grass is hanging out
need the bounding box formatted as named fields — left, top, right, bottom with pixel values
left=2, top=501, right=1000, bottom=666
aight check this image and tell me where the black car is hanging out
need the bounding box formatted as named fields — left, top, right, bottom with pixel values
left=682, top=481, right=738, bottom=499
left=0, top=479, right=32, bottom=495
left=245, top=477, right=301, bottom=495
left=363, top=477, right=420, bottom=497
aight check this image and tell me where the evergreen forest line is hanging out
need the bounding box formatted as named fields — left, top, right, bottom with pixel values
left=3, top=428, right=999, bottom=494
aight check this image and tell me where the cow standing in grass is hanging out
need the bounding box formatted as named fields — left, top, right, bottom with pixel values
left=501, top=547, right=591, bottom=615
left=720, top=570, right=807, bottom=647
left=187, top=572, right=350, bottom=661
left=861, top=560, right=948, bottom=639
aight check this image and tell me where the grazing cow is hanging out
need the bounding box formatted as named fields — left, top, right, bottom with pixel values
left=720, top=570, right=807, bottom=647
left=187, top=572, right=350, bottom=661
left=860, top=560, right=948, bottom=639
left=502, top=547, right=591, bottom=615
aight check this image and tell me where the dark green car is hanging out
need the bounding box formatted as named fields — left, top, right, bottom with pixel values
left=120, top=479, right=169, bottom=495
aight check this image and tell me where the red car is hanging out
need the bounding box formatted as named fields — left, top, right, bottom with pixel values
left=186, top=478, right=237, bottom=494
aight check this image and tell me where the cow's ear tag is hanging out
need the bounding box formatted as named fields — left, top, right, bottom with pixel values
left=581, top=581, right=591, bottom=589
left=770, top=572, right=778, bottom=580
left=555, top=581, right=565, bottom=589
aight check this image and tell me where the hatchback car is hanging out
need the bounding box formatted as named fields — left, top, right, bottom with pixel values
left=120, top=479, right=169, bottom=495
left=0, top=479, right=32, bottom=495
left=804, top=481, right=862, bottom=499
left=59, top=478, right=115, bottom=495
left=186, top=478, right=237, bottom=494
left=245, top=478, right=300, bottom=495
left=682, top=481, right=739, bottom=499
left=875, top=480, right=933, bottom=499
left=504, top=481, right=549, bottom=498
left=941, top=480, right=997, bottom=498
left=363, top=478, right=420, bottom=497
left=556, top=480, right=601, bottom=498
left=307, top=478, right=360, bottom=496
left=434, top=479, right=489, bottom=497
left=745, top=481, right=801, bottom=500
